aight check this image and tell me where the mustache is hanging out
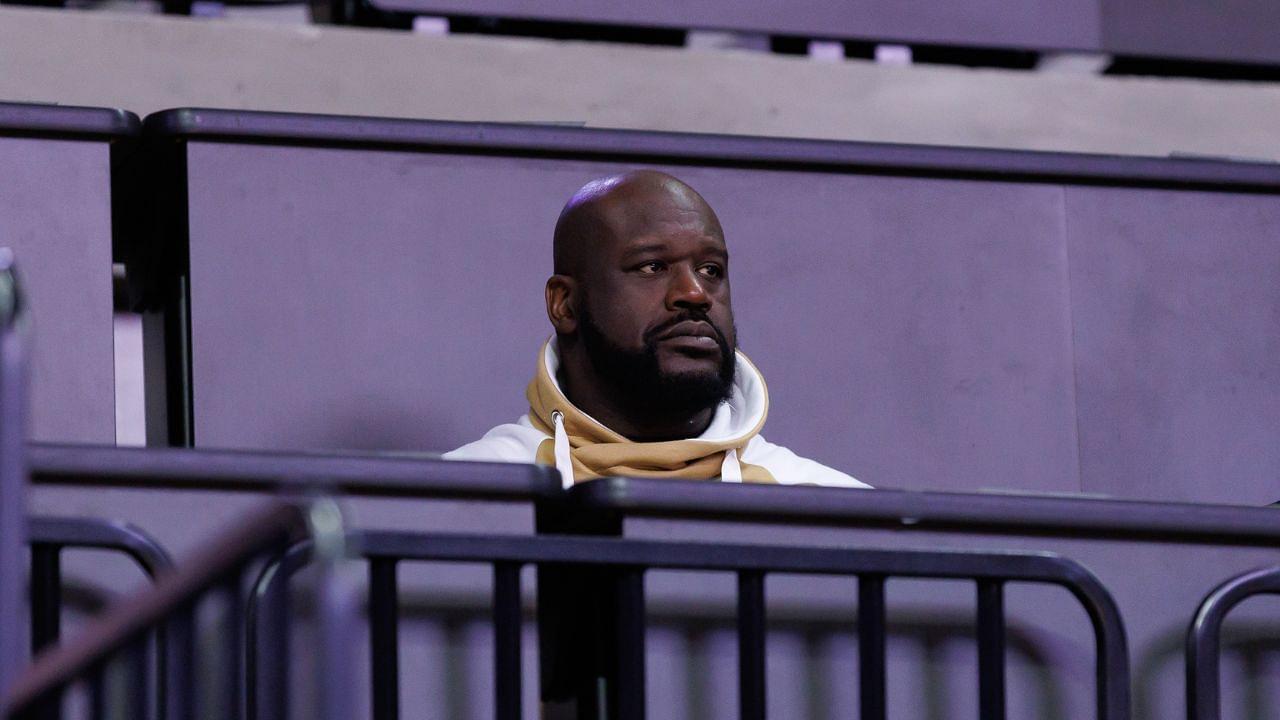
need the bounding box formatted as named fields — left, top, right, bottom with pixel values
left=643, top=312, right=731, bottom=349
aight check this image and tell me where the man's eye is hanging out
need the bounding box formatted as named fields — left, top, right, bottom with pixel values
left=637, top=261, right=665, bottom=274
left=698, top=264, right=724, bottom=279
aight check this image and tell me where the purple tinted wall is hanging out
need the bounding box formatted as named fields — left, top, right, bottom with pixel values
left=184, top=145, right=1082, bottom=494
left=182, top=142, right=1280, bottom=504
left=0, top=137, right=115, bottom=444
left=1101, top=0, right=1280, bottom=65
left=1066, top=187, right=1280, bottom=505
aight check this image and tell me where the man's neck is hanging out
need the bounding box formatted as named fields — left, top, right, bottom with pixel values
left=556, top=358, right=716, bottom=442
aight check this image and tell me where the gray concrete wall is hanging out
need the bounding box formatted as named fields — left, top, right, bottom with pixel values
left=3, top=7, right=1280, bottom=162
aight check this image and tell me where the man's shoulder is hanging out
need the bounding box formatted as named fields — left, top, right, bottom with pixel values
left=741, top=435, right=871, bottom=488
left=442, top=416, right=548, bottom=463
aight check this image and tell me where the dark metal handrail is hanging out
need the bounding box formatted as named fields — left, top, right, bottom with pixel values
left=0, top=103, right=140, bottom=141
left=144, top=107, right=1280, bottom=195
left=1186, top=565, right=1280, bottom=720
left=3, top=502, right=313, bottom=717
left=26, top=515, right=176, bottom=713
left=29, top=516, right=173, bottom=580
left=27, top=442, right=559, bottom=499
left=567, top=477, right=1280, bottom=547
left=28, top=444, right=1280, bottom=548
left=250, top=530, right=1130, bottom=720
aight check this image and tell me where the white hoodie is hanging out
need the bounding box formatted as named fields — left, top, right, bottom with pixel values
left=444, top=340, right=869, bottom=490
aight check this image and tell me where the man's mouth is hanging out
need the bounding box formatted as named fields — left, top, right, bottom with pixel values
left=653, top=319, right=722, bottom=353
left=656, top=320, right=717, bottom=341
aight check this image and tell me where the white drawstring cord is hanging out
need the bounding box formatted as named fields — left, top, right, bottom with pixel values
left=721, top=447, right=743, bottom=482
left=551, top=410, right=574, bottom=489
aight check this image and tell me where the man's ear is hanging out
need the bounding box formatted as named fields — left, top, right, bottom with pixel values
left=545, top=275, right=578, bottom=334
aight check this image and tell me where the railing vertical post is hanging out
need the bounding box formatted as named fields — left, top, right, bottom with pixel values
left=737, top=570, right=766, bottom=720
left=29, top=545, right=61, bottom=656
left=612, top=568, right=645, bottom=720
left=976, top=580, right=1006, bottom=720
left=493, top=562, right=522, bottom=720
left=1183, top=568, right=1280, bottom=720
left=1187, top=611, right=1222, bottom=720
left=218, top=577, right=245, bottom=720
left=87, top=665, right=105, bottom=720
left=368, top=557, right=399, bottom=720
left=858, top=575, right=887, bottom=720
left=0, top=250, right=30, bottom=700
left=309, top=500, right=357, bottom=720
left=125, top=639, right=149, bottom=720
left=249, top=555, right=291, bottom=720
left=165, top=607, right=196, bottom=720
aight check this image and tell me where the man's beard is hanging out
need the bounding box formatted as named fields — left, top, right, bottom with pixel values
left=577, top=306, right=736, bottom=418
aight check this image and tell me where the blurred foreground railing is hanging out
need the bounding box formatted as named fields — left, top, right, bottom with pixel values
left=1187, top=565, right=1280, bottom=720
left=3, top=500, right=349, bottom=720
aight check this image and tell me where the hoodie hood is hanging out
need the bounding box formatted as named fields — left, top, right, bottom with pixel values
left=525, top=337, right=775, bottom=485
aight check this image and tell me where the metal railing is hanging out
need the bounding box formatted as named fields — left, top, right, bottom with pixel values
left=1186, top=565, right=1280, bottom=720
left=16, top=444, right=1280, bottom=719
left=565, top=477, right=1280, bottom=546
left=0, top=251, right=30, bottom=697
left=27, top=517, right=174, bottom=654
left=249, top=529, right=1130, bottom=720
left=27, top=443, right=559, bottom=500
left=26, top=517, right=174, bottom=720
left=3, top=500, right=347, bottom=720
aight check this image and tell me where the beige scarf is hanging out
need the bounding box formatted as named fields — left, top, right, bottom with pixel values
left=526, top=340, right=776, bottom=485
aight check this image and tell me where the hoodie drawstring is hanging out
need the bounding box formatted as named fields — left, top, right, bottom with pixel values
left=721, top=448, right=743, bottom=482
left=552, top=410, right=574, bottom=489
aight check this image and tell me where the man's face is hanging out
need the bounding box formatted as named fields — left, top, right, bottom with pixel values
left=575, top=184, right=737, bottom=412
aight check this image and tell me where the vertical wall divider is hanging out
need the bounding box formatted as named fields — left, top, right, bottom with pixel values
left=612, top=568, right=646, bottom=720
left=737, top=570, right=766, bottom=720
left=858, top=575, right=887, bottom=720
left=977, top=579, right=1007, bottom=720
left=165, top=606, right=196, bottom=720
left=29, top=545, right=61, bottom=657
left=218, top=576, right=245, bottom=720
left=493, top=562, right=523, bottom=720
left=368, top=557, right=399, bottom=720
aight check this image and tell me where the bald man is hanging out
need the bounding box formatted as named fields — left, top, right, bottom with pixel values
left=445, top=170, right=867, bottom=488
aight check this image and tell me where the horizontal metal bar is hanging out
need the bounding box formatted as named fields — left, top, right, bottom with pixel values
left=142, top=108, right=1280, bottom=194
left=0, top=102, right=139, bottom=139
left=359, top=531, right=1094, bottom=586
left=28, top=443, right=560, bottom=500
left=570, top=478, right=1280, bottom=547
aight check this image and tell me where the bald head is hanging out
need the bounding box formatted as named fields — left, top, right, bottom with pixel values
left=553, top=170, right=724, bottom=277
left=544, top=169, right=737, bottom=439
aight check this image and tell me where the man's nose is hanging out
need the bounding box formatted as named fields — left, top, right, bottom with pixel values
left=666, top=266, right=712, bottom=311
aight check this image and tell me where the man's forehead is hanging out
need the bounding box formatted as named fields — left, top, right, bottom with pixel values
left=595, top=178, right=723, bottom=244
left=554, top=170, right=725, bottom=275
